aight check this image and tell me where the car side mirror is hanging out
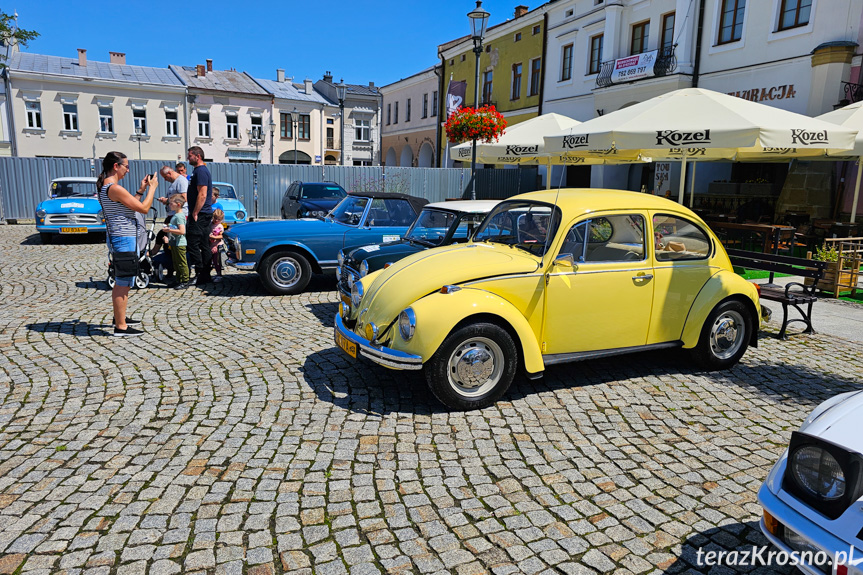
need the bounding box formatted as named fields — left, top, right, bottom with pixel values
left=289, top=195, right=298, bottom=201
left=554, top=253, right=575, bottom=268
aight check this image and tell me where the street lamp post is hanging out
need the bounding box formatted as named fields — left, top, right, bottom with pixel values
left=290, top=107, right=300, bottom=165
left=336, top=80, right=347, bottom=166
left=468, top=0, right=490, bottom=200
left=269, top=118, right=276, bottom=164
left=132, top=126, right=144, bottom=161
left=248, top=126, right=266, bottom=220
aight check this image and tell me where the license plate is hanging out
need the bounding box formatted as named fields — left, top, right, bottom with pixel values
left=340, top=293, right=351, bottom=306
left=60, top=227, right=87, bottom=234
left=335, top=331, right=357, bottom=358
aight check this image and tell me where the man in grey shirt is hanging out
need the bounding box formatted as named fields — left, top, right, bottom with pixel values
left=158, top=166, right=189, bottom=217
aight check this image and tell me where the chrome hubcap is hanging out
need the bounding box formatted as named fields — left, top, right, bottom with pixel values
left=271, top=256, right=301, bottom=288
left=447, top=336, right=503, bottom=397
left=709, top=310, right=745, bottom=360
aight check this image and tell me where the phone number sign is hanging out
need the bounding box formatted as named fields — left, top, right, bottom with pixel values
left=611, top=50, right=657, bottom=84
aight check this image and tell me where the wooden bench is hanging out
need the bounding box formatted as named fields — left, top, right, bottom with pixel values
left=726, top=249, right=828, bottom=339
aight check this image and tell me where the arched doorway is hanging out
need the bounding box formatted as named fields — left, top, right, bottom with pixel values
left=417, top=142, right=434, bottom=167
left=385, top=147, right=397, bottom=166
left=279, top=150, right=312, bottom=164
left=325, top=154, right=338, bottom=165
left=400, top=146, right=413, bottom=167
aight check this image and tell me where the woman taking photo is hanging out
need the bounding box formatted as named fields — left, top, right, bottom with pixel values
left=97, top=151, right=158, bottom=336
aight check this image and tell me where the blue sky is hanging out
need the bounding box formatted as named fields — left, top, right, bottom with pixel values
left=16, top=0, right=527, bottom=86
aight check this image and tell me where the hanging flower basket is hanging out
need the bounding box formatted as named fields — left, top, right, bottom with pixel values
left=444, top=105, right=507, bottom=144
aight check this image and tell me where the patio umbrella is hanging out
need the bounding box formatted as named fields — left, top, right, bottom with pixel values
left=544, top=88, right=857, bottom=203
left=451, top=113, right=643, bottom=189
left=816, top=101, right=863, bottom=223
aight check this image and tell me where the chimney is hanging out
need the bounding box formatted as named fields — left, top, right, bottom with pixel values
left=323, top=71, right=333, bottom=83
left=109, top=51, right=126, bottom=65
left=206, top=59, right=213, bottom=72
left=304, top=79, right=313, bottom=94
left=196, top=64, right=206, bottom=77
left=514, top=5, right=529, bottom=18
left=77, top=48, right=87, bottom=67
left=368, top=81, right=375, bottom=88
left=277, top=69, right=285, bottom=83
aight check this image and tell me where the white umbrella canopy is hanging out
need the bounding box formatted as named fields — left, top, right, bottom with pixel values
left=544, top=88, right=857, bottom=202
left=817, top=101, right=863, bottom=222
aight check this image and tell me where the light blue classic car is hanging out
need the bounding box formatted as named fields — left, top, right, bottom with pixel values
left=224, top=191, right=428, bottom=295
left=35, top=177, right=106, bottom=243
left=212, top=182, right=248, bottom=224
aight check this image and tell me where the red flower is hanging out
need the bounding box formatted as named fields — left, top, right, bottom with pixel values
left=445, top=105, right=507, bottom=144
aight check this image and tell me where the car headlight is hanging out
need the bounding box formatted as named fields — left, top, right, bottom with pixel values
left=351, top=281, right=364, bottom=307
left=364, top=322, right=378, bottom=342
left=347, top=274, right=355, bottom=288
left=790, top=445, right=846, bottom=501
left=359, top=260, right=369, bottom=277
left=399, top=308, right=416, bottom=341
left=235, top=211, right=245, bottom=220
left=36, top=208, right=47, bottom=218
left=338, top=250, right=345, bottom=266
left=97, top=210, right=105, bottom=222
left=312, top=210, right=325, bottom=217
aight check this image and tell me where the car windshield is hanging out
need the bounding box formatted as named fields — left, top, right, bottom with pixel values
left=214, top=185, right=237, bottom=199
left=302, top=184, right=346, bottom=200
left=473, top=201, right=561, bottom=256
left=52, top=181, right=96, bottom=198
left=405, top=209, right=457, bottom=246
left=329, top=196, right=369, bottom=226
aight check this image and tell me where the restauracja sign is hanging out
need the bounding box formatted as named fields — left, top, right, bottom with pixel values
left=727, top=84, right=797, bottom=103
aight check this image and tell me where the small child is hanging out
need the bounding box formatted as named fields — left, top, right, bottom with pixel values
left=209, top=208, right=225, bottom=283
left=164, top=195, right=190, bottom=289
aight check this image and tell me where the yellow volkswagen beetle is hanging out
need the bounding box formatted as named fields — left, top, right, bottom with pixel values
left=334, top=189, right=760, bottom=411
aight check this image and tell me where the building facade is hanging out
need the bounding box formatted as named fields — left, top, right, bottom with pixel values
left=0, top=79, right=10, bottom=156
left=315, top=73, right=382, bottom=166
left=254, top=70, right=340, bottom=165
left=5, top=49, right=186, bottom=161
left=170, top=61, right=274, bottom=164
left=541, top=0, right=862, bottom=210
left=381, top=66, right=439, bottom=168
left=437, top=4, right=555, bottom=167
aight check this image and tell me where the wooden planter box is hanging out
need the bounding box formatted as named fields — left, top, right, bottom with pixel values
left=707, top=182, right=739, bottom=195
left=804, top=262, right=860, bottom=295
left=740, top=183, right=773, bottom=196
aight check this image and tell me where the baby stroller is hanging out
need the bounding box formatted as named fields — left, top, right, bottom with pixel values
left=106, top=210, right=158, bottom=289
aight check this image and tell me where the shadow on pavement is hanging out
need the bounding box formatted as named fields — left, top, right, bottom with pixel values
left=305, top=302, right=339, bottom=328
left=198, top=272, right=339, bottom=297
left=26, top=320, right=113, bottom=337
left=661, top=520, right=795, bottom=574
left=303, top=330, right=862, bottom=416
left=23, top=233, right=106, bottom=246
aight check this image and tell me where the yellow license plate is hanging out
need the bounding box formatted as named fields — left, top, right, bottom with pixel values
left=335, top=331, right=357, bottom=358
left=60, top=227, right=87, bottom=234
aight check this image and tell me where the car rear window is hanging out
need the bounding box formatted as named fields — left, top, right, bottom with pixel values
left=302, top=184, right=346, bottom=199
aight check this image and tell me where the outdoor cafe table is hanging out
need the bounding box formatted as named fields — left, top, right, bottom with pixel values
left=706, top=222, right=797, bottom=285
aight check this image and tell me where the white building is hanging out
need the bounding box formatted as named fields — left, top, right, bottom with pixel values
left=170, top=61, right=274, bottom=164
left=253, top=70, right=340, bottom=165
left=5, top=49, right=187, bottom=161
left=542, top=0, right=862, bottom=205
left=315, top=73, right=382, bottom=166
left=380, top=66, right=440, bottom=167
left=0, top=79, right=10, bottom=156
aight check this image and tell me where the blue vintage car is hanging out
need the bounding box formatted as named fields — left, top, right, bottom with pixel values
left=212, top=182, right=248, bottom=224
left=337, top=200, right=499, bottom=301
left=224, top=191, right=428, bottom=295
left=35, top=177, right=106, bottom=243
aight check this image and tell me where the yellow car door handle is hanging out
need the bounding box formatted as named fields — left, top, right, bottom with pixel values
left=633, top=274, right=653, bottom=281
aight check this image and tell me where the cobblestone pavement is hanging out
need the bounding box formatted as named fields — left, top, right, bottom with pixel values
left=1, top=224, right=861, bottom=575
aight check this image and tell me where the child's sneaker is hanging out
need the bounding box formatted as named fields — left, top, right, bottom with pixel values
left=213, top=276, right=223, bottom=283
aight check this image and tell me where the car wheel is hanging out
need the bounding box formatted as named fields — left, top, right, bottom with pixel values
left=281, top=208, right=287, bottom=220
left=40, top=232, right=52, bottom=244
left=134, top=272, right=150, bottom=290
left=260, top=250, right=312, bottom=295
left=425, top=322, right=518, bottom=411
left=690, top=299, right=752, bottom=370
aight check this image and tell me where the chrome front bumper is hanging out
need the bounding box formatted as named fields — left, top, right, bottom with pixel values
left=334, top=313, right=423, bottom=370
left=226, top=257, right=256, bottom=270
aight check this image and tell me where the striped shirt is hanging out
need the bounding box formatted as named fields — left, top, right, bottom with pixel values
left=99, top=183, right=138, bottom=239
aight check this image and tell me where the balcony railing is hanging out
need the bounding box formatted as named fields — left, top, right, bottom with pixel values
left=326, top=137, right=335, bottom=149
left=595, top=45, right=678, bottom=89
left=842, top=81, right=863, bottom=104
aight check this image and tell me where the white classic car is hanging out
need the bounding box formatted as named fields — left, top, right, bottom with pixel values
left=759, top=390, right=863, bottom=575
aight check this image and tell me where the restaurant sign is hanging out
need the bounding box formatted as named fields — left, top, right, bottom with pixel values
left=727, top=84, right=797, bottom=103
left=611, top=51, right=657, bottom=84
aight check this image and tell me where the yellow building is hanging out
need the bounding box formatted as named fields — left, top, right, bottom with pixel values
left=437, top=4, right=553, bottom=167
